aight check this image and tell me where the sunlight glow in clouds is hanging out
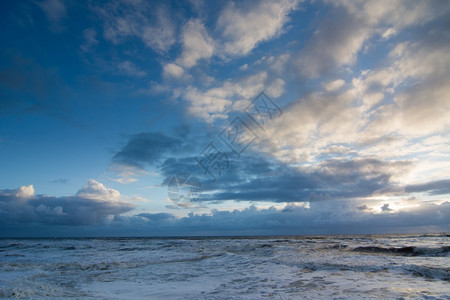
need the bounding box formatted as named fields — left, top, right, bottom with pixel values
left=0, top=0, right=449, bottom=236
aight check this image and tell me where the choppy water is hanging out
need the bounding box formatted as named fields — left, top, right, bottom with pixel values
left=0, top=233, right=449, bottom=299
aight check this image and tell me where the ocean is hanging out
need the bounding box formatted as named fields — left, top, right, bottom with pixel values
left=0, top=233, right=448, bottom=299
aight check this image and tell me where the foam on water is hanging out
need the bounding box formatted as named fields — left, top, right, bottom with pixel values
left=0, top=234, right=448, bottom=299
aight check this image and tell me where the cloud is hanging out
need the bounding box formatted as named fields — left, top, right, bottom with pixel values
left=137, top=212, right=174, bottom=222
left=217, top=0, right=299, bottom=56
left=380, top=203, right=392, bottom=212
left=36, top=0, right=67, bottom=32
left=249, top=2, right=450, bottom=186
left=389, top=39, right=450, bottom=137
left=296, top=0, right=446, bottom=78
left=295, top=8, right=369, bottom=78
left=0, top=181, right=134, bottom=227
left=49, top=178, right=69, bottom=184
left=0, top=185, right=35, bottom=199
left=116, top=60, right=146, bottom=77
left=76, top=179, right=121, bottom=202
left=5, top=200, right=448, bottom=237
left=108, top=164, right=149, bottom=184
left=112, top=132, right=182, bottom=178
left=80, top=28, right=99, bottom=52
left=163, top=63, right=184, bottom=78
left=158, top=149, right=413, bottom=203
left=93, top=1, right=176, bottom=53
left=322, top=79, right=345, bottom=91
left=141, top=6, right=177, bottom=52
left=153, top=0, right=450, bottom=210
left=176, top=19, right=214, bottom=68
left=177, top=71, right=286, bottom=122
left=405, top=179, right=450, bottom=196
left=160, top=0, right=299, bottom=71
left=151, top=200, right=449, bottom=235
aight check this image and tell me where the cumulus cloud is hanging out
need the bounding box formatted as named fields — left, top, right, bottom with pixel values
left=15, top=185, right=35, bottom=198
left=76, top=179, right=121, bottom=202
left=0, top=181, right=134, bottom=227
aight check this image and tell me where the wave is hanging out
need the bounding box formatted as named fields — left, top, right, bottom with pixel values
left=351, top=245, right=450, bottom=257
left=402, top=264, right=450, bottom=281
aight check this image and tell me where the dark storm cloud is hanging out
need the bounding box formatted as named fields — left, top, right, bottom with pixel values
left=113, top=132, right=182, bottom=168
left=159, top=151, right=413, bottom=203
left=405, top=179, right=450, bottom=195
left=6, top=200, right=448, bottom=237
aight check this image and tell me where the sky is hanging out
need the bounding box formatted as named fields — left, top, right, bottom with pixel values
left=0, top=0, right=449, bottom=237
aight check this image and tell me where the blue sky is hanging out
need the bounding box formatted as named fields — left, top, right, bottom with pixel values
left=1, top=0, right=449, bottom=237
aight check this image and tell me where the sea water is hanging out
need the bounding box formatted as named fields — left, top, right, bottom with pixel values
left=0, top=233, right=448, bottom=299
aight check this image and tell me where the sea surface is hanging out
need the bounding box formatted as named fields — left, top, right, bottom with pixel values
left=0, top=233, right=449, bottom=299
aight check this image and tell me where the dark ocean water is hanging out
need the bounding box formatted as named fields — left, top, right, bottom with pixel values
left=0, top=233, right=449, bottom=299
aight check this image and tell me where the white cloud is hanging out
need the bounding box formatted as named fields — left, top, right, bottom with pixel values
left=354, top=35, right=450, bottom=138
left=297, top=0, right=447, bottom=77
left=163, top=63, right=184, bottom=78
left=161, top=1, right=298, bottom=73
left=266, top=78, right=285, bottom=98
left=109, top=177, right=138, bottom=184
left=109, top=162, right=149, bottom=181
left=323, top=79, right=345, bottom=92
left=0, top=185, right=35, bottom=199
left=183, top=85, right=232, bottom=122
left=176, top=19, right=214, bottom=68
left=94, top=1, right=176, bottom=53
left=334, top=0, right=437, bottom=30
left=76, top=179, right=120, bottom=202
left=15, top=185, right=35, bottom=198
left=296, top=13, right=369, bottom=77
left=141, top=7, right=176, bottom=52
left=178, top=71, right=285, bottom=123
left=217, top=0, right=299, bottom=56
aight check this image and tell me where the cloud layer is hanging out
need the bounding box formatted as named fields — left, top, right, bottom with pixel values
left=0, top=180, right=134, bottom=227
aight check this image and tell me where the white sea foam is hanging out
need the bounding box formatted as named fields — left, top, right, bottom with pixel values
left=0, top=234, right=448, bottom=299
